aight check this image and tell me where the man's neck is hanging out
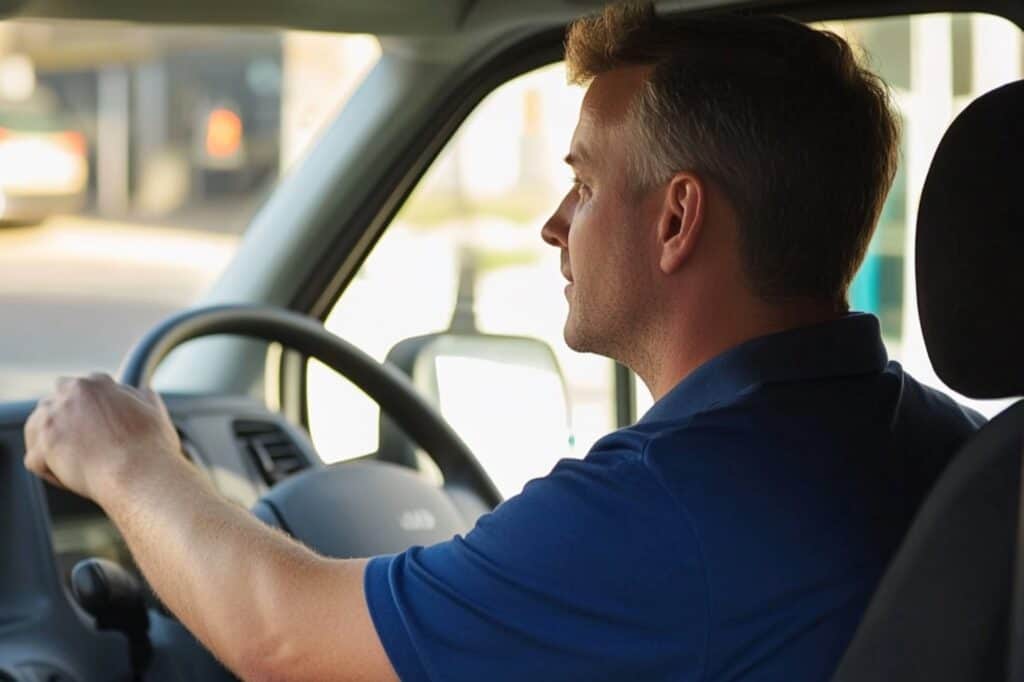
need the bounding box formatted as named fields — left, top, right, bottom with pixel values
left=639, top=299, right=842, bottom=401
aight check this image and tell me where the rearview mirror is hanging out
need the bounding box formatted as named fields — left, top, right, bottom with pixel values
left=381, top=332, right=573, bottom=497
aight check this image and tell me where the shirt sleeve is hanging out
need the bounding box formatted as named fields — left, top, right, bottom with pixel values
left=363, top=442, right=708, bottom=682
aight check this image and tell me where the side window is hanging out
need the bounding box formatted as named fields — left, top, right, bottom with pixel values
left=307, top=64, right=617, bottom=496
left=827, top=12, right=1020, bottom=418
left=632, top=12, right=1023, bottom=419
left=309, top=11, right=1023, bottom=481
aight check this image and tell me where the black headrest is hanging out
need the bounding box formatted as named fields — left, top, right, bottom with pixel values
left=916, top=80, right=1024, bottom=399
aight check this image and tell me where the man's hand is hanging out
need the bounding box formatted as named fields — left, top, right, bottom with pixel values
left=23, top=373, right=183, bottom=504
left=21, top=374, right=396, bottom=680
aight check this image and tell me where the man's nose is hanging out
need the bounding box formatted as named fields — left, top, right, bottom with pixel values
left=541, top=190, right=575, bottom=248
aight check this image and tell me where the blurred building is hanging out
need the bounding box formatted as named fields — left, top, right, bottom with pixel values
left=0, top=22, right=378, bottom=229
left=0, top=24, right=283, bottom=222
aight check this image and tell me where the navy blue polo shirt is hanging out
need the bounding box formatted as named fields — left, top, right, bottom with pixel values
left=364, top=314, right=983, bottom=681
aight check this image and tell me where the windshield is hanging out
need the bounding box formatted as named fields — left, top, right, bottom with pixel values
left=0, top=21, right=379, bottom=401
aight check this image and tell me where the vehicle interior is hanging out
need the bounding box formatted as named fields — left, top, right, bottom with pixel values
left=0, top=0, right=1022, bottom=680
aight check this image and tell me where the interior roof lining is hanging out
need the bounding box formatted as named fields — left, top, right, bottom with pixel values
left=1, top=0, right=1021, bottom=37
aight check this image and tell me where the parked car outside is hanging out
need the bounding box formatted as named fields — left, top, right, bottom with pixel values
left=0, top=88, right=87, bottom=224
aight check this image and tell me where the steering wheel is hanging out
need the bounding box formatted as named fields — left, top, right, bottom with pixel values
left=120, top=303, right=502, bottom=558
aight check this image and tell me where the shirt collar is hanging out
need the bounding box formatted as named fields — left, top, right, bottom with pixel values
left=638, top=313, right=888, bottom=425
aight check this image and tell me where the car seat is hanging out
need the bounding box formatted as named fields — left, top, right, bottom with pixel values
left=832, top=80, right=1024, bottom=681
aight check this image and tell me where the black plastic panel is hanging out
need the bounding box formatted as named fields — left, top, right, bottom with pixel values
left=0, top=423, right=133, bottom=682
left=0, top=395, right=282, bottom=681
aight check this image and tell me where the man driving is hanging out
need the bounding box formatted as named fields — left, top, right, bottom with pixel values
left=24, top=3, right=983, bottom=680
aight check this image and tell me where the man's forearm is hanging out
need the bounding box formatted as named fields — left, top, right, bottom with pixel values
left=97, top=455, right=384, bottom=680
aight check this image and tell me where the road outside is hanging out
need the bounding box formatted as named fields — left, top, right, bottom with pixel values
left=0, top=214, right=238, bottom=400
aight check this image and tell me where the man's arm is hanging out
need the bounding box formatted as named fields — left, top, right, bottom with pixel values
left=23, top=375, right=397, bottom=682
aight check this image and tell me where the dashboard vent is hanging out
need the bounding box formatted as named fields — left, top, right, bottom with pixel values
left=234, top=420, right=309, bottom=486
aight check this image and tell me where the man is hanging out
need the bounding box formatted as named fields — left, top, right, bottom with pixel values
left=24, top=3, right=982, bottom=681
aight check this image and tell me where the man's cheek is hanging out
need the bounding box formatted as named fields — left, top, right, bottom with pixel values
left=566, top=215, right=589, bottom=260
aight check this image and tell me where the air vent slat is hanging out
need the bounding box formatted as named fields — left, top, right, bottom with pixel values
left=233, top=420, right=309, bottom=486
left=234, top=421, right=278, bottom=436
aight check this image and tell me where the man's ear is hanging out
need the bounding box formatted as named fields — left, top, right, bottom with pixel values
left=656, top=172, right=705, bottom=275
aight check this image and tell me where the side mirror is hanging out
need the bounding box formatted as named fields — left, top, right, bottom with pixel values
left=380, top=331, right=573, bottom=497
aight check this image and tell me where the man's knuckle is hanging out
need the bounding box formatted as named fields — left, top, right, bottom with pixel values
left=24, top=449, right=43, bottom=470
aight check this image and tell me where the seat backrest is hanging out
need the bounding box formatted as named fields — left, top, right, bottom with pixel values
left=832, top=80, right=1024, bottom=681
left=833, top=402, right=1023, bottom=681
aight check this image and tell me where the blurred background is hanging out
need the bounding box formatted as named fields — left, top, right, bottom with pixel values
left=0, top=13, right=1019, bottom=496
left=0, top=25, right=379, bottom=399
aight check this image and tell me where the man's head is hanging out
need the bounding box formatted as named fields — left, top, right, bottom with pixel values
left=542, top=2, right=899, bottom=376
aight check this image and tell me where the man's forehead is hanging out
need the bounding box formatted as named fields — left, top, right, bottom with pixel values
left=566, top=65, right=651, bottom=169
left=581, top=65, right=651, bottom=126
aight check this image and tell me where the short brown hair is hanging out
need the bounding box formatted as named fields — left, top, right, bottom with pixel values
left=566, top=2, right=900, bottom=309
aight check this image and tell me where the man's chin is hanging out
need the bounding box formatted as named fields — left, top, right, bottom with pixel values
left=565, top=317, right=628, bottom=364
left=563, top=321, right=580, bottom=352
left=563, top=319, right=592, bottom=354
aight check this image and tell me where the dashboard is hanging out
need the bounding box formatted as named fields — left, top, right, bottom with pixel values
left=0, top=389, right=487, bottom=682
left=0, top=393, right=321, bottom=682
left=46, top=491, right=136, bottom=591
